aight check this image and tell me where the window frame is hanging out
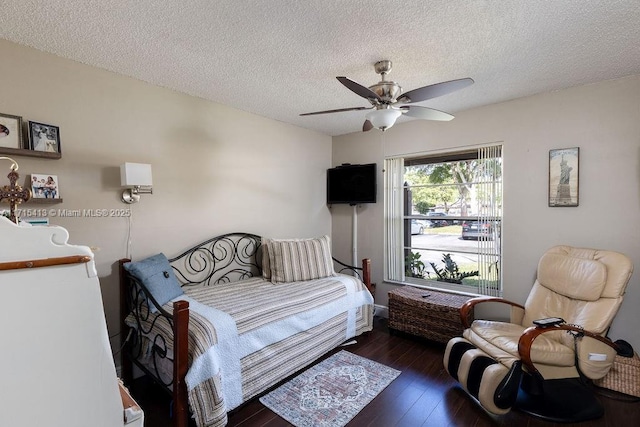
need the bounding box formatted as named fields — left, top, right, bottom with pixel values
left=384, top=145, right=503, bottom=297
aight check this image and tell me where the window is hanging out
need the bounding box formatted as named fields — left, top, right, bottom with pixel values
left=384, top=145, right=503, bottom=296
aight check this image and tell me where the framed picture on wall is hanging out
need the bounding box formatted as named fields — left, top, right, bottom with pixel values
left=29, top=121, right=61, bottom=154
left=0, top=112, right=24, bottom=149
left=31, top=174, right=60, bottom=199
left=549, top=147, right=579, bottom=207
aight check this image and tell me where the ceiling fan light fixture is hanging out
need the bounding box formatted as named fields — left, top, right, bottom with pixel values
left=366, top=108, right=402, bottom=131
left=299, top=60, right=473, bottom=132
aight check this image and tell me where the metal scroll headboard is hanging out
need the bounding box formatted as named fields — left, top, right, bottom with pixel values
left=169, top=232, right=263, bottom=287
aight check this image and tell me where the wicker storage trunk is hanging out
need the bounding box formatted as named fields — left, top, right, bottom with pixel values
left=594, top=352, right=640, bottom=397
left=388, top=286, right=474, bottom=343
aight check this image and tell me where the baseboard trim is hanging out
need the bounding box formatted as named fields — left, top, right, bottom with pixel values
left=374, top=304, right=389, bottom=318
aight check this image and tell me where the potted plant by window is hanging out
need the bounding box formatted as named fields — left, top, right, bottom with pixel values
left=429, top=253, right=479, bottom=284
left=405, top=251, right=426, bottom=278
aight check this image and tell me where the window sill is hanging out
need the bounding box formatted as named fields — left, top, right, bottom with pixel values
left=384, top=277, right=485, bottom=298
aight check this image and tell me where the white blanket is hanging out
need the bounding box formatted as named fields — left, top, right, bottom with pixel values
left=180, top=275, right=373, bottom=410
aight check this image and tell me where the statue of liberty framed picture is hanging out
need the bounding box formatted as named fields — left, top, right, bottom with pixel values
left=549, top=147, right=579, bottom=207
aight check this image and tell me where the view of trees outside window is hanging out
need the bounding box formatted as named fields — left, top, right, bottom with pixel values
left=403, top=153, right=502, bottom=295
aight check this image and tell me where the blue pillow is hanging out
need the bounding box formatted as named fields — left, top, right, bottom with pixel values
left=124, top=253, right=184, bottom=313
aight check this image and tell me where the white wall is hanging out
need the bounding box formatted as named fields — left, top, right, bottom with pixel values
left=0, top=39, right=332, bottom=352
left=332, top=75, right=640, bottom=349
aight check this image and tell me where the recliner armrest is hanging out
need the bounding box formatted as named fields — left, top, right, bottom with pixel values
left=517, top=324, right=619, bottom=378
left=460, top=297, right=525, bottom=328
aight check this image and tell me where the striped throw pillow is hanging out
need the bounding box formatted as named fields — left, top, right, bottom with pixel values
left=261, top=238, right=272, bottom=280
left=267, top=235, right=335, bottom=283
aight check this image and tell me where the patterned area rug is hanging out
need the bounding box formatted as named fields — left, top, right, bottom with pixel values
left=259, top=350, right=401, bottom=427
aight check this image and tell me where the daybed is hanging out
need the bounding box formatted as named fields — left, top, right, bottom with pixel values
left=119, top=233, right=374, bottom=427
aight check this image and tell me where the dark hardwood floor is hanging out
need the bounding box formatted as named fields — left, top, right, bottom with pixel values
left=129, top=318, right=640, bottom=426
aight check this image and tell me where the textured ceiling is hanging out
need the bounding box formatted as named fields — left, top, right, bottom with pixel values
left=2, top=1, right=640, bottom=136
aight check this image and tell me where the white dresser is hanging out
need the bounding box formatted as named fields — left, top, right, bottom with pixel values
left=0, top=217, right=143, bottom=427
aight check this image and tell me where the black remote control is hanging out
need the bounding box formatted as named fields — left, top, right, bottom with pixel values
left=533, top=317, right=564, bottom=327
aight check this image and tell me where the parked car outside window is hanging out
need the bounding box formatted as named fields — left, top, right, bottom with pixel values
left=427, top=212, right=449, bottom=227
left=410, top=219, right=431, bottom=235
left=461, top=221, right=497, bottom=240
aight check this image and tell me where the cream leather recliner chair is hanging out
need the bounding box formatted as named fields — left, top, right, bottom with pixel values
left=443, top=245, right=634, bottom=422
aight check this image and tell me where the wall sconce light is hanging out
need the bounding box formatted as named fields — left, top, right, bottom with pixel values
left=120, top=163, right=153, bottom=204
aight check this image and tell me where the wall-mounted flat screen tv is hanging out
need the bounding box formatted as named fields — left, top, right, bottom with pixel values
left=327, top=163, right=377, bottom=205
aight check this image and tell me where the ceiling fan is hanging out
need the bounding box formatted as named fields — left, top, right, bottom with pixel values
left=300, top=60, right=473, bottom=132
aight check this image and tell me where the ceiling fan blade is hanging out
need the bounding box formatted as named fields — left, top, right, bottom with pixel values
left=363, top=120, right=373, bottom=132
left=397, top=78, right=474, bottom=104
left=336, top=77, right=381, bottom=102
left=300, top=106, right=371, bottom=116
left=400, top=105, right=455, bottom=121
